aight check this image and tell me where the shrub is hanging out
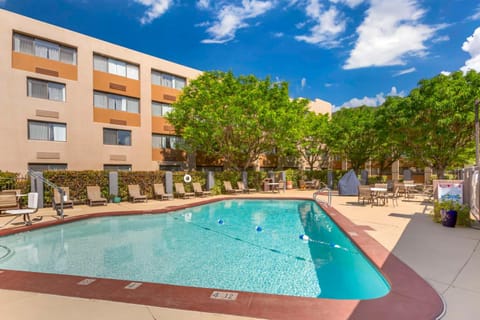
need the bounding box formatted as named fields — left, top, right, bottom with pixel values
left=433, top=200, right=471, bottom=227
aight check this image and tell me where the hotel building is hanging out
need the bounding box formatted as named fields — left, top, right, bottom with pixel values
left=0, top=9, right=203, bottom=173
left=0, top=9, right=333, bottom=174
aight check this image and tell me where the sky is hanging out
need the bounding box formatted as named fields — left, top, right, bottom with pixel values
left=2, top=0, right=480, bottom=109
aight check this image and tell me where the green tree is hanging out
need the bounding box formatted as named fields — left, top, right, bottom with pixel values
left=403, top=71, right=478, bottom=178
left=373, top=96, right=410, bottom=173
left=297, top=111, right=330, bottom=170
left=167, top=71, right=308, bottom=171
left=326, top=106, right=378, bottom=172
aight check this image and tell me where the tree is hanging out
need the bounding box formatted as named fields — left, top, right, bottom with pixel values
left=402, top=71, right=479, bottom=178
left=297, top=111, right=330, bottom=170
left=373, top=96, right=410, bottom=173
left=167, top=71, right=308, bottom=171
left=326, top=106, right=378, bottom=172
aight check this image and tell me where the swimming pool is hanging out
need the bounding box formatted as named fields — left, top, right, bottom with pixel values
left=0, top=199, right=389, bottom=299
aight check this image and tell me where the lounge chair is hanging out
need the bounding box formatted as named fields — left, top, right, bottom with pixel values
left=192, top=182, right=212, bottom=197
left=174, top=183, right=195, bottom=199
left=53, top=187, right=74, bottom=210
left=0, top=193, right=19, bottom=211
left=86, top=186, right=107, bottom=206
left=2, top=192, right=39, bottom=226
left=223, top=181, right=242, bottom=194
left=237, top=181, right=256, bottom=193
left=153, top=183, right=173, bottom=200
left=128, top=184, right=147, bottom=202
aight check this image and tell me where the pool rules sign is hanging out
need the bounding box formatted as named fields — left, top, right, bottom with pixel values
left=438, top=182, right=463, bottom=204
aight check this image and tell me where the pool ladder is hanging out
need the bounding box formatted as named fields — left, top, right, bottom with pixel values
left=313, top=187, right=332, bottom=206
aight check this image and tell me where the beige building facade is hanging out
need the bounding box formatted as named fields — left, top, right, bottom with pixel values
left=0, top=9, right=202, bottom=173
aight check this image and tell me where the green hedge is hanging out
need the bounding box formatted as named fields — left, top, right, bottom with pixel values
left=5, top=168, right=350, bottom=204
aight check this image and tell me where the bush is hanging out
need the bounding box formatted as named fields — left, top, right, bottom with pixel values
left=433, top=200, right=471, bottom=227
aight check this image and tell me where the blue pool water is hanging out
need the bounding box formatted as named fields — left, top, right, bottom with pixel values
left=0, top=199, right=390, bottom=299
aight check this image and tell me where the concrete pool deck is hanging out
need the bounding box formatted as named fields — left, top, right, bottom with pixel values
left=0, top=189, right=478, bottom=319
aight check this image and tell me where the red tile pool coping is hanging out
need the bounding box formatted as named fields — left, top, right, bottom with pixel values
left=0, top=197, right=444, bottom=320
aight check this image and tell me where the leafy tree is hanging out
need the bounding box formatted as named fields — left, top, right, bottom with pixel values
left=167, top=71, right=308, bottom=171
left=403, top=71, right=479, bottom=178
left=373, top=96, right=410, bottom=173
left=326, top=106, right=378, bottom=172
left=297, top=111, right=330, bottom=170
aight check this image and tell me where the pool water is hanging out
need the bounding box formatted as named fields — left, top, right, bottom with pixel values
left=0, top=199, right=390, bottom=299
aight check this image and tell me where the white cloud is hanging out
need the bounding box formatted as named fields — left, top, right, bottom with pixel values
left=301, top=77, right=307, bottom=88
left=196, top=0, right=210, bottom=10
left=343, top=0, right=436, bottom=69
left=393, top=67, right=416, bottom=77
left=201, top=0, right=274, bottom=44
left=272, top=32, right=284, bottom=38
left=468, top=5, right=480, bottom=21
left=134, top=0, right=173, bottom=25
left=330, top=0, right=364, bottom=9
left=432, top=35, right=450, bottom=43
left=340, top=86, right=405, bottom=108
left=441, top=71, right=451, bottom=76
left=461, top=27, right=480, bottom=73
left=294, top=1, right=346, bottom=47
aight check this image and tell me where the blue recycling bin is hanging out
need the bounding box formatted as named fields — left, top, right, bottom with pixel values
left=442, top=210, right=457, bottom=228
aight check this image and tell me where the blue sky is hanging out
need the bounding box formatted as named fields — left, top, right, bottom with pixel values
left=2, top=0, right=480, bottom=108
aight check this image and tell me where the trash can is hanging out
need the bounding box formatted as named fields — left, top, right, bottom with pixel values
left=442, top=210, right=457, bottom=228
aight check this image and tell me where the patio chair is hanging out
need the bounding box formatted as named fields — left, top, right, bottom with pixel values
left=174, top=183, right=195, bottom=199
left=237, top=181, right=256, bottom=193
left=388, top=186, right=401, bottom=207
left=2, top=192, right=39, bottom=226
left=357, top=185, right=373, bottom=205
left=86, top=186, right=107, bottom=206
left=192, top=182, right=212, bottom=197
left=128, top=184, right=147, bottom=202
left=53, top=187, right=74, bottom=210
left=223, top=181, right=242, bottom=194
left=153, top=183, right=173, bottom=200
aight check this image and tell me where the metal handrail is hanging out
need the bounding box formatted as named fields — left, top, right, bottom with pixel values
left=28, top=169, right=65, bottom=219
left=313, top=187, right=332, bottom=206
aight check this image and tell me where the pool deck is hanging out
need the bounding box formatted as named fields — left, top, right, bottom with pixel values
left=0, top=189, right=479, bottom=319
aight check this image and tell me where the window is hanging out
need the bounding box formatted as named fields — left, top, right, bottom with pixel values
left=93, top=54, right=139, bottom=80
left=13, top=33, right=77, bottom=65
left=28, top=121, right=66, bottom=141
left=103, top=128, right=131, bottom=146
left=152, top=134, right=183, bottom=149
left=28, top=163, right=67, bottom=171
left=104, top=164, right=131, bottom=171
left=151, top=70, right=186, bottom=89
left=94, top=91, right=139, bottom=113
left=28, top=78, right=65, bottom=101
left=152, top=101, right=173, bottom=117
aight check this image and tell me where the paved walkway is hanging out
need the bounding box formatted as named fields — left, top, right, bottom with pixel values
left=0, top=189, right=479, bottom=319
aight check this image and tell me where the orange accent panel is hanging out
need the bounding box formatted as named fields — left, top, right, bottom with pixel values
left=152, top=148, right=186, bottom=161
left=12, top=52, right=77, bottom=80
left=151, top=84, right=181, bottom=103
left=93, top=108, right=141, bottom=127
left=93, top=71, right=140, bottom=97
left=151, top=116, right=176, bottom=134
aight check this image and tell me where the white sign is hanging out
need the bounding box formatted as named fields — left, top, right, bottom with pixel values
left=210, top=291, right=238, bottom=301
left=438, top=182, right=463, bottom=204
